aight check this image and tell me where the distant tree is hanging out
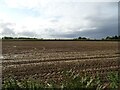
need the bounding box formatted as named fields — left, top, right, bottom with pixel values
left=2, top=36, right=38, bottom=40
left=78, top=37, right=82, bottom=39
left=114, top=35, right=118, bottom=39
left=82, top=37, right=87, bottom=40
left=119, top=36, right=120, bottom=39
left=2, top=37, right=13, bottom=39
left=105, top=35, right=120, bottom=40
left=106, top=36, right=111, bottom=40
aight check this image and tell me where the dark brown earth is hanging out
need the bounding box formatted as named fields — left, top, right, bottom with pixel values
left=2, top=40, right=119, bottom=83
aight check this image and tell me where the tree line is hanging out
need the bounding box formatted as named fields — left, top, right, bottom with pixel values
left=104, top=35, right=120, bottom=40
left=2, top=37, right=38, bottom=40
left=1, top=35, right=120, bottom=40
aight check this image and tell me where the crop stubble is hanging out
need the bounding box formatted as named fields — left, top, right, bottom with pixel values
left=2, top=41, right=120, bottom=83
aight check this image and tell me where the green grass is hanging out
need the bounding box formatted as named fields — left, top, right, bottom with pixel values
left=2, top=71, right=119, bottom=90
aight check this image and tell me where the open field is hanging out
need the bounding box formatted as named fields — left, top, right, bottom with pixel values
left=2, top=40, right=119, bottom=84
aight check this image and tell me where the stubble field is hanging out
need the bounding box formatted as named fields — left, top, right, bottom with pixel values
left=2, top=40, right=119, bottom=84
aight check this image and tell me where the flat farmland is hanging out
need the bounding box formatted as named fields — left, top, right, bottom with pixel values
left=2, top=40, right=120, bottom=83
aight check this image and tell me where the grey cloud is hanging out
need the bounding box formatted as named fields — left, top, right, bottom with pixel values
left=1, top=23, right=13, bottom=28
left=50, top=15, right=118, bottom=39
left=0, top=22, right=38, bottom=37
left=18, top=31, right=38, bottom=37
left=48, top=3, right=118, bottom=39
left=0, top=22, right=15, bottom=36
left=81, top=13, right=118, bottom=38
left=0, top=2, right=117, bottom=39
left=2, top=27, right=15, bottom=35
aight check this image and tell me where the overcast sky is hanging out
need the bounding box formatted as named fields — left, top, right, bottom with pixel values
left=0, top=0, right=118, bottom=39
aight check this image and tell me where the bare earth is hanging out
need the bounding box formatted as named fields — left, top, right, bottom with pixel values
left=2, top=40, right=119, bottom=82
